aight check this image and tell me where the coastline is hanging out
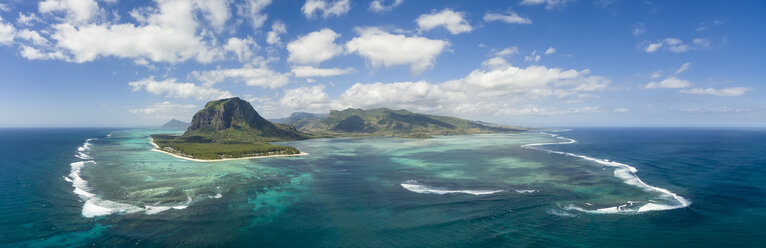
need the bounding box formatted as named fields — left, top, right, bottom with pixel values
left=149, top=137, right=308, bottom=162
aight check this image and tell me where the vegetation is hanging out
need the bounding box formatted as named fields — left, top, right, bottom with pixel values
left=286, top=108, right=527, bottom=138
left=151, top=134, right=299, bottom=160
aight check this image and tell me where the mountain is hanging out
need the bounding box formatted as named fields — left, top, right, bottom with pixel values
left=269, top=112, right=328, bottom=130
left=283, top=108, right=526, bottom=137
left=161, top=119, right=189, bottom=129
left=183, top=97, right=308, bottom=142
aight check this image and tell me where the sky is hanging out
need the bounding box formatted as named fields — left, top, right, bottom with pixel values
left=0, top=0, right=764, bottom=127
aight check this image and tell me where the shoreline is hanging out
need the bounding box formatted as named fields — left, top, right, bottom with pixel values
left=149, top=138, right=308, bottom=162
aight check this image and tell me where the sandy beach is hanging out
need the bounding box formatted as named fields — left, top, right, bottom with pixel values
left=149, top=138, right=308, bottom=162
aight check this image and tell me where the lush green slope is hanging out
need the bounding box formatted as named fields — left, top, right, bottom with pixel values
left=288, top=108, right=526, bottom=137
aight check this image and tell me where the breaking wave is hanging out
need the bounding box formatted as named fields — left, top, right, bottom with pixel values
left=401, top=180, right=503, bottom=195
left=66, top=138, right=191, bottom=218
left=523, top=132, right=691, bottom=214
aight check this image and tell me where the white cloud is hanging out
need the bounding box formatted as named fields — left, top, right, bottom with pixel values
left=263, top=59, right=610, bottom=117
left=0, top=4, right=10, bottom=12
left=291, top=66, right=354, bottom=77
left=681, top=106, right=751, bottom=113
left=483, top=12, right=532, bottom=24
left=238, top=0, right=272, bottom=29
left=39, top=0, right=103, bottom=25
left=287, top=28, right=344, bottom=65
left=633, top=23, right=646, bottom=36
left=19, top=45, right=68, bottom=60
left=302, top=0, right=350, bottom=19
left=129, top=77, right=233, bottom=100
left=16, top=29, right=50, bottom=46
left=520, top=0, right=573, bottom=10
left=524, top=50, right=541, bottom=63
left=39, top=0, right=228, bottom=64
left=369, top=0, right=404, bottom=12
left=192, top=66, right=290, bottom=89
left=644, top=77, right=692, bottom=89
left=223, top=36, right=258, bottom=62
left=644, top=37, right=709, bottom=53
left=494, top=46, right=519, bottom=57
left=266, top=20, right=286, bottom=46
left=346, top=27, right=448, bottom=74
left=0, top=16, right=15, bottom=45
left=277, top=85, right=343, bottom=112
left=680, top=87, right=749, bottom=97
left=416, top=8, right=472, bottom=35
left=544, top=47, right=556, bottom=55
left=128, top=101, right=197, bottom=120
left=194, top=0, right=231, bottom=32
left=17, top=12, right=42, bottom=26
left=674, top=62, right=690, bottom=74
left=644, top=42, right=662, bottom=53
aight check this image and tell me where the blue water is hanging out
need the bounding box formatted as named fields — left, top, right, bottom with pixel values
left=1, top=128, right=765, bottom=247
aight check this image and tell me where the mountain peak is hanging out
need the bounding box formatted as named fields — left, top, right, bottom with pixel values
left=184, top=97, right=307, bottom=142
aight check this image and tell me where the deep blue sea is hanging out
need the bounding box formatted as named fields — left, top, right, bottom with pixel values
left=1, top=128, right=765, bottom=247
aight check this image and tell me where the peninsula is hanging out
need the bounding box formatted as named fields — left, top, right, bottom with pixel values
left=151, top=97, right=526, bottom=161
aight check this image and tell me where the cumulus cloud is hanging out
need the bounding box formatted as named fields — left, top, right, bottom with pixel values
left=35, top=0, right=230, bottom=64
left=191, top=65, right=290, bottom=89
left=0, top=4, right=9, bottom=12
left=223, top=36, right=258, bottom=62
left=644, top=37, right=710, bottom=53
left=544, top=47, right=556, bottom=55
left=195, top=0, right=232, bottom=31
left=266, top=20, right=286, bottom=46
left=346, top=27, right=448, bottom=74
left=291, top=66, right=354, bottom=77
left=261, top=58, right=610, bottom=117
left=39, top=0, right=103, bottom=25
left=524, top=50, right=541, bottom=63
left=16, top=29, right=50, bottom=46
left=520, top=0, right=573, bottom=10
left=302, top=0, right=350, bottom=19
left=494, top=46, right=519, bottom=57
left=644, top=77, right=692, bottom=89
left=416, top=8, right=472, bottom=35
left=681, top=87, right=749, bottom=97
left=19, top=45, right=68, bottom=60
left=17, top=12, right=42, bottom=26
left=0, top=16, right=15, bottom=45
left=238, top=0, right=272, bottom=29
left=287, top=28, right=344, bottom=65
left=483, top=11, right=532, bottom=24
left=128, top=101, right=197, bottom=120
left=369, top=0, right=404, bottom=12
left=129, top=77, right=233, bottom=100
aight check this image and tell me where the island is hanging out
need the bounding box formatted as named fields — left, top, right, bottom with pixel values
left=151, top=97, right=526, bottom=161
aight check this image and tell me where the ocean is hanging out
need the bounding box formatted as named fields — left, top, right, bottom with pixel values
left=1, top=128, right=765, bottom=247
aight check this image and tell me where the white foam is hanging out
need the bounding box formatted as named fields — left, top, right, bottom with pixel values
left=523, top=132, right=691, bottom=214
left=75, top=152, right=92, bottom=160
left=208, top=193, right=223, bottom=199
left=401, top=181, right=503, bottom=195
left=548, top=209, right=578, bottom=217
left=66, top=138, right=194, bottom=218
left=515, top=189, right=537, bottom=194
